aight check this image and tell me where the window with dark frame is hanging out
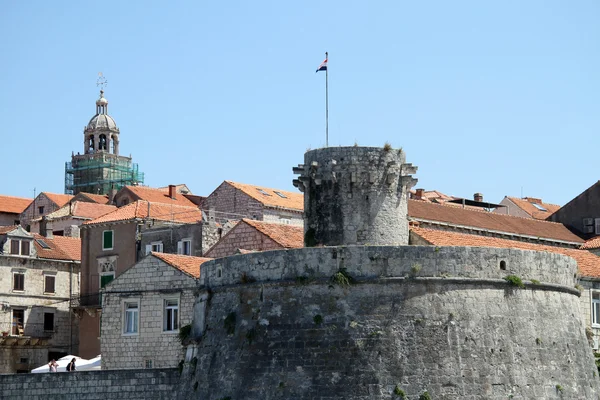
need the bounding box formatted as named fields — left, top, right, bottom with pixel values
left=20, top=241, right=30, bottom=256
left=38, top=206, right=44, bottom=214
left=45, top=275, right=56, bottom=294
left=103, top=230, right=114, bottom=250
left=13, top=272, right=24, bottom=291
left=10, top=240, right=19, bottom=255
left=44, top=313, right=54, bottom=331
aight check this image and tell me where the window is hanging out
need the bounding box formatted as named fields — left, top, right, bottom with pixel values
left=164, top=299, right=179, bottom=332
left=256, top=188, right=271, bottom=196
left=145, top=360, right=153, bottom=369
left=124, top=301, right=139, bottom=334
left=44, top=313, right=54, bottom=331
left=38, top=206, right=44, bottom=214
left=593, top=292, right=600, bottom=328
left=36, top=239, right=50, bottom=249
left=178, top=239, right=191, bottom=255
left=20, top=241, right=30, bottom=256
left=10, top=240, right=19, bottom=255
left=274, top=191, right=287, bottom=198
left=44, top=275, right=56, bottom=294
left=146, top=241, right=163, bottom=255
left=280, top=218, right=291, bottom=225
left=595, top=219, right=600, bottom=235
left=103, top=230, right=114, bottom=250
left=13, top=272, right=24, bottom=291
left=531, top=203, right=547, bottom=212
left=12, top=309, right=24, bottom=335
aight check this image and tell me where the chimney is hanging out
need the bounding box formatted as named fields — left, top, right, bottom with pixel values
left=415, top=188, right=425, bottom=200
left=525, top=197, right=542, bottom=204
left=168, top=185, right=177, bottom=200
left=108, top=188, right=118, bottom=205
left=41, top=216, right=53, bottom=239
left=474, top=193, right=483, bottom=202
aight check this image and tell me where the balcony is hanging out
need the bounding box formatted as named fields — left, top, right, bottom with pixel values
left=0, top=323, right=52, bottom=347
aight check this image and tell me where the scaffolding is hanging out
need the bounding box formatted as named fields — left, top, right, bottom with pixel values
left=64, top=153, right=144, bottom=195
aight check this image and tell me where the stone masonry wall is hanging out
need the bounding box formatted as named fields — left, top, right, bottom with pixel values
left=294, top=147, right=417, bottom=246
left=180, top=246, right=600, bottom=399
left=262, top=208, right=304, bottom=227
left=204, top=221, right=283, bottom=259
left=0, top=368, right=178, bottom=400
left=203, top=181, right=264, bottom=223
left=101, top=256, right=196, bottom=369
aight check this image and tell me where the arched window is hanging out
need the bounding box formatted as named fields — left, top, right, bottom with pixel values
left=99, top=134, right=107, bottom=151
left=88, top=135, right=95, bottom=152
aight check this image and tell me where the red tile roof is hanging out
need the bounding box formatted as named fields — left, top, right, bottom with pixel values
left=242, top=219, right=304, bottom=248
left=411, top=226, right=600, bottom=278
left=74, top=192, right=110, bottom=204
left=0, top=195, right=32, bottom=214
left=121, top=186, right=197, bottom=207
left=83, top=200, right=201, bottom=225
left=225, top=181, right=303, bottom=211
left=151, top=252, right=211, bottom=278
left=505, top=196, right=561, bottom=220
left=408, top=199, right=583, bottom=245
left=43, top=202, right=117, bottom=220
left=0, top=225, right=17, bottom=234
left=32, top=234, right=81, bottom=261
left=581, top=236, right=600, bottom=250
left=42, top=193, right=74, bottom=208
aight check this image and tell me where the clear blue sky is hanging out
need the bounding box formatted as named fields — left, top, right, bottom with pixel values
left=1, top=1, right=598, bottom=206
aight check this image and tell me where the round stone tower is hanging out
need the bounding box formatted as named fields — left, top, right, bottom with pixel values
left=293, top=146, right=417, bottom=246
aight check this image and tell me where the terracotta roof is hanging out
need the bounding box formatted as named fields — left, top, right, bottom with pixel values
left=0, top=195, right=32, bottom=214
left=242, top=219, right=304, bottom=248
left=32, top=234, right=81, bottom=261
left=581, top=236, right=600, bottom=250
left=42, top=202, right=117, bottom=221
left=411, top=226, right=600, bottom=278
left=408, top=199, right=583, bottom=245
left=120, top=186, right=197, bottom=207
left=151, top=252, right=211, bottom=278
left=225, top=181, right=303, bottom=211
left=505, top=196, right=561, bottom=220
left=74, top=192, right=110, bottom=204
left=83, top=200, right=201, bottom=225
left=0, top=225, right=17, bottom=234
left=42, top=193, right=74, bottom=208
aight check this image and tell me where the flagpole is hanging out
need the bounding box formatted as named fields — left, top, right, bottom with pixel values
left=325, top=51, right=329, bottom=147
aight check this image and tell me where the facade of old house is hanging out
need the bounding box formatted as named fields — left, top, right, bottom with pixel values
left=113, top=184, right=197, bottom=208
left=0, top=226, right=80, bottom=373
left=140, top=220, right=221, bottom=258
left=76, top=200, right=202, bottom=359
left=203, top=181, right=303, bottom=226
left=0, top=195, right=31, bottom=227
left=205, top=219, right=303, bottom=259
left=101, top=252, right=210, bottom=369
left=548, top=181, right=600, bottom=239
left=29, top=201, right=116, bottom=238
left=20, top=193, right=73, bottom=232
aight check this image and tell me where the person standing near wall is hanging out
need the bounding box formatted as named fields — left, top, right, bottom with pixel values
left=48, top=360, right=58, bottom=373
left=66, top=358, right=76, bottom=372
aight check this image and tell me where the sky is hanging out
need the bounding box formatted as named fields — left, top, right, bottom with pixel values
left=1, top=1, right=599, bottom=207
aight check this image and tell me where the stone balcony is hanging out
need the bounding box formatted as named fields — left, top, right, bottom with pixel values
left=0, top=323, right=51, bottom=347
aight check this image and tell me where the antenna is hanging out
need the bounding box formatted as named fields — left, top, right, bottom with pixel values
left=96, top=72, right=108, bottom=90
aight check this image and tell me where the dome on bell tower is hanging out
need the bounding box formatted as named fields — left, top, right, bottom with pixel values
left=83, top=89, right=120, bottom=155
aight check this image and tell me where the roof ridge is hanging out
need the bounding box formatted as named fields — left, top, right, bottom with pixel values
left=506, top=196, right=561, bottom=207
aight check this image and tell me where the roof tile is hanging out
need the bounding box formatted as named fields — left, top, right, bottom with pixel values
left=151, top=252, right=211, bottom=278
left=122, top=186, right=197, bottom=207
left=506, top=196, right=561, bottom=220
left=242, top=219, right=304, bottom=248
left=225, top=181, right=303, bottom=211
left=0, top=195, right=32, bottom=214
left=83, top=200, right=201, bottom=225
left=42, top=193, right=74, bottom=208
left=32, top=234, right=81, bottom=261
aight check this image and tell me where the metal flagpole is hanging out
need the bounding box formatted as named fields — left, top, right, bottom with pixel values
left=325, top=51, right=329, bottom=147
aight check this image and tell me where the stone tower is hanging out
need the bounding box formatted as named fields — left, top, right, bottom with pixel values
left=179, top=146, right=600, bottom=400
left=64, top=89, right=144, bottom=195
left=293, top=146, right=417, bottom=246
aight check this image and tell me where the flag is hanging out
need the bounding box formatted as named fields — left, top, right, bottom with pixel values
left=315, top=58, right=327, bottom=73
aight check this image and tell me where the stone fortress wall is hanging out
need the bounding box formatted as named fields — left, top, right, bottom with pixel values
left=179, top=245, right=599, bottom=399
left=177, top=146, right=600, bottom=400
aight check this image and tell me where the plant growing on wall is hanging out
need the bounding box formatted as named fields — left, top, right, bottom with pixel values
left=178, top=324, right=192, bottom=344
left=503, top=275, right=525, bottom=289
left=330, top=268, right=354, bottom=286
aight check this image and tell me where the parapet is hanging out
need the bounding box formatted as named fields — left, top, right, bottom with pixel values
left=293, top=146, right=417, bottom=246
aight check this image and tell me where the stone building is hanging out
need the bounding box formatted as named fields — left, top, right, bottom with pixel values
left=113, top=184, right=198, bottom=208
left=0, top=225, right=80, bottom=373
left=140, top=220, right=221, bottom=258
left=177, top=146, right=599, bottom=400
left=101, top=252, right=210, bottom=369
left=548, top=180, right=600, bottom=239
left=76, top=200, right=202, bottom=359
left=20, top=192, right=73, bottom=231
left=0, top=194, right=31, bottom=226
left=29, top=201, right=116, bottom=238
left=204, top=218, right=303, bottom=259
left=203, top=180, right=303, bottom=226
left=494, top=195, right=560, bottom=220
left=64, top=89, right=144, bottom=196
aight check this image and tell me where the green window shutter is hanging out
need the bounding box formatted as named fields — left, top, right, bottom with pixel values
left=103, top=231, right=113, bottom=249
left=100, top=274, right=114, bottom=288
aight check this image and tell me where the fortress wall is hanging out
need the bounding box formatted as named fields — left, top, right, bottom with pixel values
left=179, top=246, right=599, bottom=400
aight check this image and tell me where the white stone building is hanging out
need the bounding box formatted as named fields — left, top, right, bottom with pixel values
left=100, top=252, right=210, bottom=369
left=0, top=226, right=80, bottom=373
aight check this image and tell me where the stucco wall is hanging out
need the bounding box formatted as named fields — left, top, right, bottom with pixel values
left=101, top=256, right=196, bottom=369
left=180, top=246, right=600, bottom=400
